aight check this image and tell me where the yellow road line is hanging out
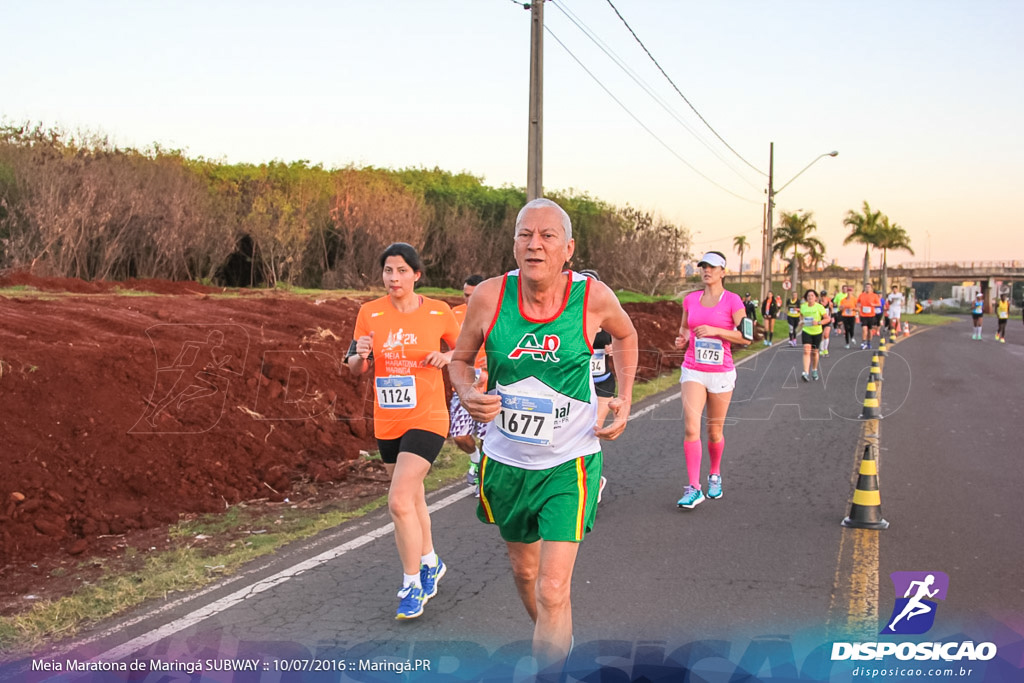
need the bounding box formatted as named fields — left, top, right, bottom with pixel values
left=827, top=410, right=882, bottom=639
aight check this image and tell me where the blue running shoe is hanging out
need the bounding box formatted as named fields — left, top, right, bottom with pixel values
left=677, top=485, right=705, bottom=509
left=707, top=474, right=723, bottom=499
left=396, top=584, right=427, bottom=620
left=420, top=558, right=446, bottom=599
left=812, top=370, right=820, bottom=381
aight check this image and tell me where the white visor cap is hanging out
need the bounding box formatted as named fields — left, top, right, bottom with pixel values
left=697, top=252, right=727, bottom=269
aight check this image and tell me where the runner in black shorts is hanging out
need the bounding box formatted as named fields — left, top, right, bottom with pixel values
left=346, top=242, right=461, bottom=620
left=581, top=269, right=613, bottom=502
left=761, top=290, right=779, bottom=345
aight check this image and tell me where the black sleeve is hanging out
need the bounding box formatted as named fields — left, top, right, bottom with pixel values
left=593, top=330, right=613, bottom=348
left=344, top=340, right=373, bottom=363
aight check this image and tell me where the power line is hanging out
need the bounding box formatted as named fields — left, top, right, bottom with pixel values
left=604, top=0, right=766, bottom=176
left=551, top=0, right=761, bottom=193
left=545, top=26, right=760, bottom=204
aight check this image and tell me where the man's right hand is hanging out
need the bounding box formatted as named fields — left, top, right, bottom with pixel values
left=461, top=372, right=501, bottom=423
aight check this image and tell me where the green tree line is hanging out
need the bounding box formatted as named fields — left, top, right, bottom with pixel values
left=0, top=123, right=690, bottom=293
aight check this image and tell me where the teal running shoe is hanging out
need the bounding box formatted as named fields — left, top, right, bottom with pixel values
left=707, top=474, right=723, bottom=499
left=677, top=485, right=705, bottom=509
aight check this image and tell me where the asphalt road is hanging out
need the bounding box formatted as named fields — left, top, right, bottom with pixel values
left=5, top=319, right=1022, bottom=682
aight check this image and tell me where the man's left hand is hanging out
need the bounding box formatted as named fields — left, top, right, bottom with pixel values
left=594, top=396, right=631, bottom=440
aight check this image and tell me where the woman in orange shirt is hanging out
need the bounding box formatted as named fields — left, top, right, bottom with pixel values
left=346, top=242, right=461, bottom=620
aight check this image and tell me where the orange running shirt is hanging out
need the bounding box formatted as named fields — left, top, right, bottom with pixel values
left=841, top=294, right=858, bottom=317
left=452, top=302, right=488, bottom=371
left=353, top=295, right=460, bottom=440
left=856, top=292, right=880, bottom=317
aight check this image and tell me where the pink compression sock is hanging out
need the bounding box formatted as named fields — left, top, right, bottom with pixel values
left=708, top=438, right=724, bottom=476
left=683, top=440, right=703, bottom=488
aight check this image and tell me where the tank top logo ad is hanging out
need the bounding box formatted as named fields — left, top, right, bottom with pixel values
left=508, top=333, right=561, bottom=362
left=382, top=328, right=418, bottom=358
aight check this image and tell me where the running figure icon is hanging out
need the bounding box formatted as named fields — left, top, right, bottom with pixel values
left=888, top=574, right=939, bottom=631
left=144, top=329, right=232, bottom=426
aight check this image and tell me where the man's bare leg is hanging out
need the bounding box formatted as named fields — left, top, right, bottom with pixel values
left=506, top=541, right=540, bottom=622
left=507, top=539, right=580, bottom=669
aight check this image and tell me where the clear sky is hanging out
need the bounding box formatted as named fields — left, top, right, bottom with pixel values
left=2, top=0, right=1022, bottom=268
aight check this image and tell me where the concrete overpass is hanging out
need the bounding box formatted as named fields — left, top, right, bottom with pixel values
left=731, top=261, right=1023, bottom=313
left=889, top=261, right=1024, bottom=312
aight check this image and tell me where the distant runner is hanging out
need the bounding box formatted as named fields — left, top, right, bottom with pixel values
left=971, top=292, right=985, bottom=340
left=840, top=285, right=858, bottom=349
left=761, top=289, right=779, bottom=346
left=799, top=290, right=831, bottom=382
left=996, top=292, right=1010, bottom=343
left=818, top=290, right=834, bottom=357
left=785, top=291, right=802, bottom=347
left=887, top=285, right=905, bottom=337
left=857, top=283, right=880, bottom=350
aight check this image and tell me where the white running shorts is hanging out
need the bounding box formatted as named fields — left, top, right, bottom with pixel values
left=679, top=367, right=737, bottom=394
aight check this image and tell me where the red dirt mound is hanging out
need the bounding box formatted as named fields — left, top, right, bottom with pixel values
left=0, top=274, right=685, bottom=607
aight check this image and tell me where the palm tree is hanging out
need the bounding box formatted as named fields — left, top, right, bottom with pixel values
left=874, top=216, right=914, bottom=292
left=843, top=201, right=882, bottom=288
left=803, top=240, right=827, bottom=292
left=733, top=235, right=749, bottom=279
left=772, top=210, right=825, bottom=295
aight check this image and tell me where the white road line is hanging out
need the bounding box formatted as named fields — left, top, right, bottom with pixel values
left=66, top=343, right=769, bottom=663
left=73, top=487, right=475, bottom=663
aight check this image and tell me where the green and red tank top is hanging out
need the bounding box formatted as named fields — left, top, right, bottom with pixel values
left=482, top=270, right=600, bottom=469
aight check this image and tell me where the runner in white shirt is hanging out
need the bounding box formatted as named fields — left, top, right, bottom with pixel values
left=887, top=285, right=905, bottom=336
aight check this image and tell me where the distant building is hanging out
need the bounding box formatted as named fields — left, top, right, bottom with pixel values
left=952, top=284, right=981, bottom=302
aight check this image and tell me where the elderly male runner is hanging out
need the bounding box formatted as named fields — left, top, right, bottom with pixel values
left=450, top=197, right=638, bottom=671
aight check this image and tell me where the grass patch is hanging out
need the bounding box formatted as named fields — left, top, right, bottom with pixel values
left=415, top=286, right=461, bottom=299
left=902, top=313, right=956, bottom=326
left=0, top=445, right=470, bottom=656
left=632, top=369, right=681, bottom=403
left=614, top=290, right=679, bottom=304
left=110, top=286, right=163, bottom=297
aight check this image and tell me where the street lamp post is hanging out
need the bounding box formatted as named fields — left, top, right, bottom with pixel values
left=760, top=143, right=838, bottom=303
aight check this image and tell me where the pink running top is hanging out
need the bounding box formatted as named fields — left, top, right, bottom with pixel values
left=682, top=289, right=745, bottom=372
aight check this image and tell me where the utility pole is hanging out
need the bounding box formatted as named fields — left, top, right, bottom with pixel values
left=526, top=1, right=544, bottom=201
left=761, top=142, right=775, bottom=304
left=760, top=143, right=837, bottom=302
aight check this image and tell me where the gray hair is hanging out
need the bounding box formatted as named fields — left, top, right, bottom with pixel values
left=514, top=198, right=572, bottom=241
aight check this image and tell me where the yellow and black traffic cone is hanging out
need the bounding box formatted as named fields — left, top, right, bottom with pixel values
left=860, top=379, right=881, bottom=419
left=842, top=445, right=889, bottom=529
left=869, top=353, right=883, bottom=382
left=878, top=335, right=888, bottom=358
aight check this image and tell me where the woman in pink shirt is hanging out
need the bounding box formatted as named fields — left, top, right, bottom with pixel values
left=673, top=251, right=751, bottom=508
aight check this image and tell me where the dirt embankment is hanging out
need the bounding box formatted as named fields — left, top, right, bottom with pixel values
left=0, top=273, right=684, bottom=592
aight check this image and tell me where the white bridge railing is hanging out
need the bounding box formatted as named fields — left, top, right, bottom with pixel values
left=897, top=261, right=1024, bottom=270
